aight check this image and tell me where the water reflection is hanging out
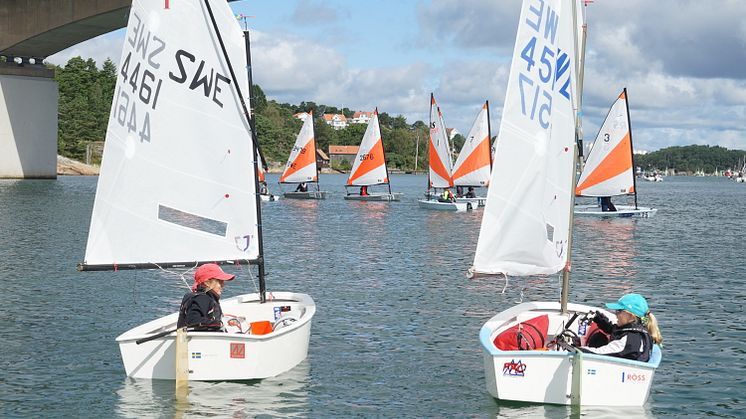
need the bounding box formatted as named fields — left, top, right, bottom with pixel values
left=116, top=361, right=310, bottom=418
left=492, top=401, right=655, bottom=419
left=574, top=218, right=639, bottom=293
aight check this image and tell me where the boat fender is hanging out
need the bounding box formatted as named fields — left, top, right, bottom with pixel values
left=494, top=314, right=549, bottom=351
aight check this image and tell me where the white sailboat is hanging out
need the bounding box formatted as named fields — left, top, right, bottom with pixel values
left=280, top=111, right=328, bottom=199
left=343, top=108, right=402, bottom=201
left=470, top=0, right=661, bottom=406
left=451, top=101, right=492, bottom=207
left=418, top=93, right=470, bottom=211
left=79, top=0, right=315, bottom=381
left=574, top=89, right=657, bottom=218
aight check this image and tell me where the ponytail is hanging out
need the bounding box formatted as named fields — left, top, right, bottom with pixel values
left=642, top=312, right=663, bottom=345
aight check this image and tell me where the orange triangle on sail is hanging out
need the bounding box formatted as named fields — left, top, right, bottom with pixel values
left=452, top=136, right=490, bottom=181
left=280, top=139, right=316, bottom=182
left=576, top=133, right=633, bottom=194
left=347, top=138, right=385, bottom=185
left=428, top=136, right=452, bottom=186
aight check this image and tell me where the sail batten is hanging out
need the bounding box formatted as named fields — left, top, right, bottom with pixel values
left=472, top=0, right=577, bottom=277
left=82, top=0, right=259, bottom=268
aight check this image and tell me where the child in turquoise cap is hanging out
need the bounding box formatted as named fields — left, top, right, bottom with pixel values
left=581, top=293, right=663, bottom=361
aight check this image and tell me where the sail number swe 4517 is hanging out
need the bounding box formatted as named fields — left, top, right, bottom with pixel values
left=516, top=0, right=572, bottom=130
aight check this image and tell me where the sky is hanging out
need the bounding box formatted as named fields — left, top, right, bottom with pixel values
left=47, top=0, right=746, bottom=152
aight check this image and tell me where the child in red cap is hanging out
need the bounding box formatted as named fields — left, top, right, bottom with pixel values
left=177, top=263, right=235, bottom=330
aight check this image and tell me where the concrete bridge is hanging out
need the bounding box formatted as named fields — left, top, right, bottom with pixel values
left=1, top=0, right=131, bottom=178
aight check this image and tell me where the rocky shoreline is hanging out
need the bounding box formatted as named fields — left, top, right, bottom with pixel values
left=57, top=155, right=99, bottom=175
left=56, top=156, right=344, bottom=176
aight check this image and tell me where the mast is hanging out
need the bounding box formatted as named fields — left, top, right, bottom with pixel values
left=413, top=130, right=420, bottom=173
left=427, top=93, right=433, bottom=198
left=377, top=108, right=394, bottom=195
left=205, top=1, right=267, bottom=302
left=486, top=100, right=493, bottom=169
left=624, top=87, right=639, bottom=210
left=561, top=0, right=583, bottom=314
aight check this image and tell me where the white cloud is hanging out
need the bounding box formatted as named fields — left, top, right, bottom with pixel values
left=46, top=30, right=125, bottom=68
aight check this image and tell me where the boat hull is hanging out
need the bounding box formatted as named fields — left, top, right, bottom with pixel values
left=574, top=204, right=657, bottom=218
left=481, top=301, right=661, bottom=406
left=417, top=199, right=471, bottom=211
left=260, top=194, right=279, bottom=202
left=344, top=193, right=403, bottom=201
left=283, top=191, right=327, bottom=200
left=425, top=192, right=486, bottom=207
left=116, top=292, right=315, bottom=380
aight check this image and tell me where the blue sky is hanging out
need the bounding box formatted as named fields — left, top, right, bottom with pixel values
left=48, top=0, right=746, bottom=152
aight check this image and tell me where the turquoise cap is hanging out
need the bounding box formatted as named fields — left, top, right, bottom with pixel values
left=605, top=293, right=649, bottom=318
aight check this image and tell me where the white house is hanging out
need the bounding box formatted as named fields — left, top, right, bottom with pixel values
left=350, top=111, right=374, bottom=125
left=323, top=113, right=348, bottom=130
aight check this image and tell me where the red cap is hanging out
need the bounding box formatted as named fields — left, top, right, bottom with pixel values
left=192, top=263, right=235, bottom=291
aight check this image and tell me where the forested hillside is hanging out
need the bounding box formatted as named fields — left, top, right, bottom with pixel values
left=635, top=145, right=746, bottom=174
left=53, top=56, right=434, bottom=170
left=53, top=56, right=743, bottom=173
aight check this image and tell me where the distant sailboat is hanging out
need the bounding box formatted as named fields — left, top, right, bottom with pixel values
left=418, top=93, right=470, bottom=211
left=79, top=0, right=315, bottom=380
left=344, top=108, right=402, bottom=201
left=280, top=111, right=328, bottom=199
left=574, top=89, right=657, bottom=218
left=256, top=147, right=279, bottom=201
left=451, top=101, right=492, bottom=207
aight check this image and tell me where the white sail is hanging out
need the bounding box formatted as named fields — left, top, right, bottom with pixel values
left=575, top=90, right=634, bottom=197
left=280, top=112, right=317, bottom=183
left=428, top=95, right=454, bottom=188
left=472, top=0, right=578, bottom=276
left=83, top=0, right=259, bottom=267
left=347, top=110, right=388, bottom=186
left=452, top=102, right=491, bottom=186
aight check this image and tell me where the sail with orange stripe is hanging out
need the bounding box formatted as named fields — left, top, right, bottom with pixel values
left=452, top=101, right=491, bottom=186
left=280, top=111, right=318, bottom=183
left=256, top=148, right=267, bottom=183
left=347, top=109, right=389, bottom=186
left=428, top=94, right=454, bottom=188
left=576, top=90, right=635, bottom=197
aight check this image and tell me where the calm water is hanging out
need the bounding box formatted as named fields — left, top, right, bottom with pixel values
left=0, top=174, right=744, bottom=418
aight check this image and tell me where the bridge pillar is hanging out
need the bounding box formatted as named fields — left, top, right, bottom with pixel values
left=0, top=63, right=57, bottom=179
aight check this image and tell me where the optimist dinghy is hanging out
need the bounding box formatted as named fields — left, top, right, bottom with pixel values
left=469, top=0, right=661, bottom=406
left=417, top=94, right=471, bottom=211
left=280, top=112, right=328, bottom=199
left=450, top=101, right=492, bottom=207
left=79, top=0, right=315, bottom=380
left=574, top=89, right=656, bottom=218
left=343, top=108, right=403, bottom=201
